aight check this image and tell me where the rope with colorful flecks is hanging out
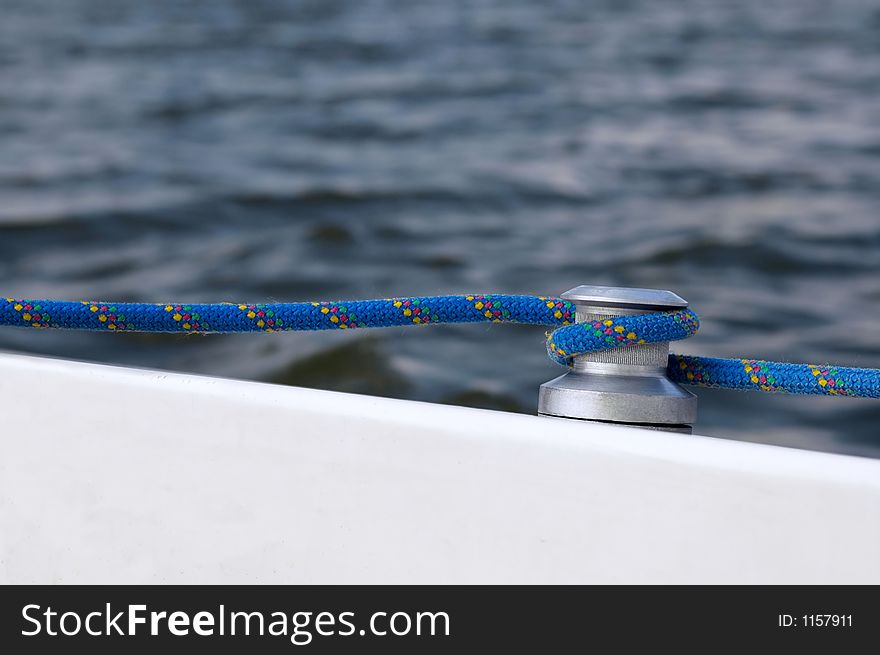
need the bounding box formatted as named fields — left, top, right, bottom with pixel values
left=1, top=294, right=878, bottom=398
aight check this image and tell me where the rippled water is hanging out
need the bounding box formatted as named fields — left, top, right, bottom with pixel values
left=2, top=0, right=879, bottom=457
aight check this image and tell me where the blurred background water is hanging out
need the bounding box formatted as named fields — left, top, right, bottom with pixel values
left=1, top=0, right=879, bottom=457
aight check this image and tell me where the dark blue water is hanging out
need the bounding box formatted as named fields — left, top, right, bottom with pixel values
left=2, top=0, right=879, bottom=457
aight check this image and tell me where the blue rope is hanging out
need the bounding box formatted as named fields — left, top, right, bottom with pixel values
left=2, top=294, right=878, bottom=398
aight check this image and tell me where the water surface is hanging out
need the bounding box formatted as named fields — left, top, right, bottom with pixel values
left=2, top=0, right=879, bottom=456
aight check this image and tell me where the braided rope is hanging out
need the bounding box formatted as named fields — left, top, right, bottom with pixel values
left=0, top=295, right=569, bottom=332
left=668, top=355, right=880, bottom=398
left=545, top=309, right=699, bottom=365
left=2, top=295, right=878, bottom=398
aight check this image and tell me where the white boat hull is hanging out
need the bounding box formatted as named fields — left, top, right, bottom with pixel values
left=0, top=352, right=878, bottom=584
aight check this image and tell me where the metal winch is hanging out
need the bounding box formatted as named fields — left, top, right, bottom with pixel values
left=538, top=285, right=697, bottom=432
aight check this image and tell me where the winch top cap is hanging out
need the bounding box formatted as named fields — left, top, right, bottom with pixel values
left=560, top=286, right=688, bottom=311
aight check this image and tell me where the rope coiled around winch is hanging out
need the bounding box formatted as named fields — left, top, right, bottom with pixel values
left=2, top=294, right=878, bottom=398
